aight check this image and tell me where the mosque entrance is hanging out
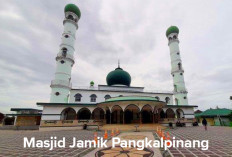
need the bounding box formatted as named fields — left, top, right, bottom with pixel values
left=141, top=105, right=153, bottom=123
left=124, top=105, right=140, bottom=124
left=111, top=105, right=123, bottom=124
left=77, top=108, right=91, bottom=120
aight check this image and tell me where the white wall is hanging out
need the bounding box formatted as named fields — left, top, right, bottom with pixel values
left=69, top=88, right=173, bottom=105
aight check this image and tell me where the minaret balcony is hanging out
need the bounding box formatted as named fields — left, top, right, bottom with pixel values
left=173, top=90, right=188, bottom=94
left=50, top=80, right=72, bottom=89
left=56, top=53, right=75, bottom=64
left=171, top=68, right=184, bottom=74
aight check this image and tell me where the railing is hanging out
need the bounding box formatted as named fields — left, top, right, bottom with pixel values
left=56, top=53, right=74, bottom=63
left=173, top=90, right=188, bottom=94
left=51, top=80, right=72, bottom=88
left=171, top=68, right=184, bottom=74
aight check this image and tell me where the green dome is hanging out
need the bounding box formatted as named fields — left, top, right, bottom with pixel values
left=166, top=26, right=179, bottom=37
left=90, top=81, right=94, bottom=86
left=64, top=4, right=81, bottom=19
left=106, top=67, right=131, bottom=86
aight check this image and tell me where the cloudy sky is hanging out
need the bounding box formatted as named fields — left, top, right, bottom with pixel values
left=0, top=0, right=232, bottom=113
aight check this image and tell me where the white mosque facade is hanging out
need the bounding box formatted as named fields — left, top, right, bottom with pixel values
left=37, top=4, right=197, bottom=127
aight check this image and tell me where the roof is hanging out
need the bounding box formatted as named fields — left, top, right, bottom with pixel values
left=37, top=102, right=97, bottom=106
left=103, top=96, right=161, bottom=103
left=71, top=88, right=173, bottom=95
left=166, top=26, right=179, bottom=37
left=195, top=108, right=232, bottom=117
left=106, top=67, right=131, bottom=86
left=64, top=4, right=81, bottom=19
left=10, top=108, right=42, bottom=112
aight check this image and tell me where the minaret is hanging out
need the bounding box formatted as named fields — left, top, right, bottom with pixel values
left=50, top=4, right=81, bottom=103
left=166, top=26, right=188, bottom=105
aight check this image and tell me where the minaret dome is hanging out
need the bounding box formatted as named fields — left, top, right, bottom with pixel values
left=166, top=26, right=179, bottom=37
left=64, top=4, right=81, bottom=19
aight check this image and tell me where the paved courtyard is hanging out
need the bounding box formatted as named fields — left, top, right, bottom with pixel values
left=0, top=129, right=105, bottom=157
left=0, top=126, right=231, bottom=157
left=167, top=126, right=232, bottom=157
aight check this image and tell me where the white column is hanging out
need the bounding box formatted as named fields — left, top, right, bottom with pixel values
left=167, top=27, right=188, bottom=105
left=50, top=11, right=80, bottom=103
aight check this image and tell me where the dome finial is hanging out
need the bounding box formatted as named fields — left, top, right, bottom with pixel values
left=118, top=59, right=120, bottom=68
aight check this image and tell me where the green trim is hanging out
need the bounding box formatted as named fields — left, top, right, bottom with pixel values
left=100, top=96, right=163, bottom=104
left=10, top=108, right=42, bottom=112
left=6, top=114, right=42, bottom=116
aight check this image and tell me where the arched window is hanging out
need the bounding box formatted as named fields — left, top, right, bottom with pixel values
left=173, top=35, right=177, bottom=39
left=174, top=85, right=177, bottom=92
left=168, top=37, right=172, bottom=41
left=175, top=98, right=179, bottom=105
left=62, top=48, right=67, bottom=57
left=165, top=97, right=170, bottom=103
left=155, top=96, right=160, bottom=101
left=104, top=95, right=111, bottom=100
left=178, top=62, right=181, bottom=70
left=67, top=15, right=74, bottom=20
left=74, top=93, right=82, bottom=102
left=90, top=94, right=97, bottom=102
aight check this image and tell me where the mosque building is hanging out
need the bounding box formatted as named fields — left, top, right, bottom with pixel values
left=37, top=4, right=197, bottom=127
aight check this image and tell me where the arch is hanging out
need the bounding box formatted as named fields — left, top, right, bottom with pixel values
left=77, top=108, right=91, bottom=120
left=141, top=104, right=153, bottom=123
left=168, top=37, right=172, bottom=41
left=61, top=108, right=76, bottom=120
left=165, top=97, right=170, bottom=104
left=67, top=15, right=74, bottom=20
left=166, top=108, right=175, bottom=118
left=175, top=98, right=179, bottom=105
left=141, top=104, right=153, bottom=112
left=124, top=104, right=140, bottom=124
left=176, top=108, right=184, bottom=118
left=111, top=105, right=123, bottom=124
left=104, top=94, right=111, bottom=100
left=158, top=108, right=165, bottom=119
left=74, top=93, right=82, bottom=102
left=92, top=108, right=104, bottom=120
left=173, top=35, right=177, bottom=39
left=155, top=96, right=160, bottom=101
